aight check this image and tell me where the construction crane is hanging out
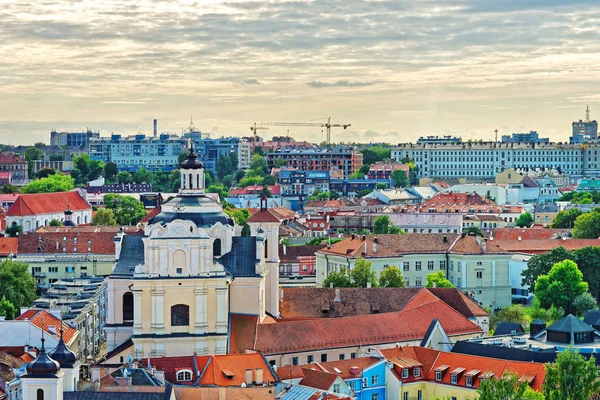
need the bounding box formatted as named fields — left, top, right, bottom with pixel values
left=257, top=117, right=351, bottom=146
left=250, top=122, right=269, bottom=143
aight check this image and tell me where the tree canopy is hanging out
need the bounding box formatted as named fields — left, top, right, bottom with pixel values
left=478, top=372, right=543, bottom=400
left=572, top=210, right=600, bottom=239
left=360, top=146, right=390, bottom=165
left=552, top=208, right=582, bottom=228
left=379, top=266, right=406, bottom=288
left=373, top=215, right=402, bottom=234
left=0, top=296, right=16, bottom=320
left=323, top=268, right=353, bottom=288
left=103, top=194, right=147, bottom=226
left=425, top=271, right=454, bottom=288
left=516, top=212, right=534, bottom=227
left=104, top=162, right=119, bottom=182
left=21, top=173, right=75, bottom=193
left=92, top=208, right=118, bottom=226
left=534, top=260, right=588, bottom=314
left=543, top=349, right=600, bottom=400
left=391, top=169, right=409, bottom=188
left=0, top=259, right=37, bottom=310
left=464, top=226, right=484, bottom=237
left=349, top=258, right=378, bottom=288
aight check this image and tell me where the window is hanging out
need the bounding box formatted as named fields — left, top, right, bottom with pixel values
left=450, top=261, right=454, bottom=270
left=418, top=390, right=423, bottom=400
left=176, top=268, right=183, bottom=274
left=440, top=261, right=446, bottom=270
left=171, top=304, right=189, bottom=326
left=415, top=261, right=421, bottom=271
left=476, top=271, right=483, bottom=279
left=435, top=371, right=442, bottom=381
left=371, top=375, right=378, bottom=385
left=49, top=266, right=58, bottom=273
left=350, top=353, right=356, bottom=359
left=213, top=238, right=222, bottom=257
left=176, top=370, right=192, bottom=381
left=466, top=376, right=473, bottom=387
left=371, top=394, right=378, bottom=400
left=403, top=393, right=409, bottom=400
left=477, top=261, right=482, bottom=266
left=428, top=261, right=434, bottom=270
left=307, top=355, right=314, bottom=363
left=414, top=367, right=421, bottom=377
left=122, top=292, right=134, bottom=322
left=457, top=278, right=461, bottom=287
left=457, top=262, right=461, bottom=272
left=402, top=369, right=408, bottom=378
left=403, top=261, right=409, bottom=271
left=451, top=374, right=458, bottom=384
left=339, top=354, right=345, bottom=360
left=292, top=357, right=298, bottom=366
left=415, top=277, right=422, bottom=286
left=321, top=354, right=327, bottom=362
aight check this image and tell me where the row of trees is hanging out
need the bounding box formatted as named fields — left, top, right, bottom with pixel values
left=558, top=190, right=600, bottom=204
left=552, top=206, right=600, bottom=238
left=0, top=260, right=37, bottom=320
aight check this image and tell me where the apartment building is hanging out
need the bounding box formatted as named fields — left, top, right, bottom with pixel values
left=50, top=129, right=99, bottom=147
left=198, top=137, right=251, bottom=172
left=0, top=153, right=28, bottom=184
left=392, top=140, right=600, bottom=179
left=266, top=146, right=363, bottom=179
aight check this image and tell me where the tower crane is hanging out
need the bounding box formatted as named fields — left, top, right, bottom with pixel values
left=257, top=117, right=351, bottom=146
left=250, top=122, right=269, bottom=143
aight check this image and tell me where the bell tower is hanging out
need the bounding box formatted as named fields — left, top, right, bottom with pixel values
left=180, top=140, right=205, bottom=195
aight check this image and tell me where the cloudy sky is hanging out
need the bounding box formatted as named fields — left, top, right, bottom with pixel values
left=2, top=0, right=600, bottom=145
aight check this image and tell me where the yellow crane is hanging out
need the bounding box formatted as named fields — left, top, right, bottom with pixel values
left=256, top=117, right=351, bottom=146
left=250, top=122, right=269, bottom=143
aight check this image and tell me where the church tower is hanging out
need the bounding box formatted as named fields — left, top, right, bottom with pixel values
left=21, top=338, right=64, bottom=400
left=48, top=329, right=80, bottom=392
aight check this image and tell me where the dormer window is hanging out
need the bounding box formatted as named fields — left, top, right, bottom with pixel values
left=466, top=376, right=472, bottom=387
left=434, top=365, right=449, bottom=382
left=435, top=371, right=442, bottom=381
left=414, top=367, right=421, bottom=377
left=176, top=370, right=192, bottom=382
left=402, top=369, right=408, bottom=378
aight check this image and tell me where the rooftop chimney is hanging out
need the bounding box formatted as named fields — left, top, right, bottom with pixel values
left=334, top=288, right=340, bottom=302
left=432, top=281, right=437, bottom=288
left=244, top=369, right=253, bottom=385
left=367, top=282, right=372, bottom=288
left=255, top=368, right=264, bottom=385
left=283, top=245, right=287, bottom=256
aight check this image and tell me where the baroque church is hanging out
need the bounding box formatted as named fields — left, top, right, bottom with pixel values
left=104, top=144, right=282, bottom=358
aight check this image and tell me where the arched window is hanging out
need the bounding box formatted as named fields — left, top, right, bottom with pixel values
left=171, top=304, right=189, bottom=326
left=37, top=389, right=44, bottom=400
left=176, top=370, right=193, bottom=381
left=123, top=292, right=134, bottom=322
left=213, top=238, right=222, bottom=257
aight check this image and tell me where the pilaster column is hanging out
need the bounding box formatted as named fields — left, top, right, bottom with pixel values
left=133, top=291, right=142, bottom=335
left=215, top=287, right=228, bottom=333
left=152, top=289, right=165, bottom=334
left=195, top=288, right=208, bottom=334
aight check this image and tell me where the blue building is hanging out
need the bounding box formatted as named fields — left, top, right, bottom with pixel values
left=330, top=178, right=390, bottom=196
left=197, top=137, right=251, bottom=174
left=501, top=131, right=549, bottom=143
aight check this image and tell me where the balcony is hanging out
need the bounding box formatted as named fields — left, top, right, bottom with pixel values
left=33, top=271, right=46, bottom=278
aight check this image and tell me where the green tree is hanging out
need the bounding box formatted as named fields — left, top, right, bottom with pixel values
left=24, top=147, right=44, bottom=177
left=521, top=247, right=576, bottom=290
left=573, top=293, right=597, bottom=317
left=178, top=152, right=188, bottom=164
left=36, top=167, right=56, bottom=179
left=92, top=208, right=118, bottom=226
left=253, top=146, right=264, bottom=156
left=359, top=164, right=370, bottom=175
left=516, top=212, right=534, bottom=227
left=241, top=224, right=251, bottom=236
left=373, top=215, right=402, bottom=234
left=478, top=372, right=540, bottom=400
left=1, top=184, right=19, bottom=194
left=535, top=260, right=588, bottom=314
left=573, top=211, right=600, bottom=239
left=260, top=186, right=272, bottom=198
left=323, top=268, right=353, bottom=288
left=89, top=160, right=104, bottom=181
left=206, top=184, right=229, bottom=200
left=379, top=266, right=406, bottom=288
left=489, top=305, right=529, bottom=331
left=543, top=349, right=600, bottom=400
left=360, top=146, right=390, bottom=165
left=0, top=296, right=16, bottom=320
left=358, top=189, right=372, bottom=197
left=249, top=154, right=268, bottom=176
left=349, top=258, right=378, bottom=288
left=5, top=224, right=22, bottom=237
left=103, top=194, right=147, bottom=226
left=330, top=189, right=340, bottom=200
left=464, top=226, right=484, bottom=237
left=167, top=170, right=180, bottom=192
left=263, top=175, right=276, bottom=186
left=222, top=175, right=234, bottom=189
left=104, top=162, right=119, bottom=182
left=21, top=174, right=74, bottom=193
left=274, top=158, right=288, bottom=168
left=391, top=169, right=409, bottom=188
left=0, top=259, right=37, bottom=310
left=425, top=271, right=454, bottom=288
left=133, top=167, right=151, bottom=184
left=571, top=192, right=594, bottom=204
left=117, top=171, right=133, bottom=184
left=552, top=208, right=582, bottom=228
left=48, top=219, right=62, bottom=226
left=574, top=246, right=600, bottom=298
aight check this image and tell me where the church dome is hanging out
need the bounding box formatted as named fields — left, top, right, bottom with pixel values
left=180, top=142, right=203, bottom=170
left=48, top=329, right=77, bottom=368
left=26, top=338, right=60, bottom=375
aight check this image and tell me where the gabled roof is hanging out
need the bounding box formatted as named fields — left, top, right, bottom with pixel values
left=220, top=236, right=259, bottom=277
left=63, top=393, right=166, bottom=400
left=426, top=288, right=488, bottom=318
left=298, top=369, right=338, bottom=391
left=278, top=357, right=382, bottom=381
left=247, top=209, right=284, bottom=223
left=16, top=309, right=78, bottom=344
left=196, top=354, right=277, bottom=387
left=583, top=311, right=600, bottom=326
left=0, top=238, right=18, bottom=256
left=17, top=230, right=116, bottom=255
left=146, top=356, right=196, bottom=385
left=6, top=191, right=90, bottom=216
left=490, top=228, right=565, bottom=241
left=279, top=245, right=326, bottom=263
left=494, top=322, right=525, bottom=336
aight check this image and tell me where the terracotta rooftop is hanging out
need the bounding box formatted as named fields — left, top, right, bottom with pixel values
left=6, top=191, right=90, bottom=216
left=248, top=207, right=294, bottom=223
left=0, top=238, right=18, bottom=256
left=490, top=228, right=566, bottom=241
left=145, top=355, right=196, bottom=385
left=298, top=369, right=338, bottom=391
left=229, top=185, right=281, bottom=197
left=17, top=230, right=117, bottom=255
left=0, top=351, right=25, bottom=383
left=196, top=353, right=277, bottom=387
left=0, top=153, right=26, bottom=164
left=279, top=245, right=326, bottom=263
left=279, top=357, right=382, bottom=381
left=16, top=309, right=78, bottom=344
left=491, top=238, right=600, bottom=254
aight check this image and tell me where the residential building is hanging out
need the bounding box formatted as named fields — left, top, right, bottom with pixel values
left=50, top=129, right=100, bottom=148
left=577, top=178, right=600, bottom=191
left=32, top=160, right=74, bottom=175
left=392, top=140, right=600, bottom=180
left=536, top=178, right=560, bottom=202
left=89, top=133, right=186, bottom=172
left=279, top=169, right=330, bottom=198
left=86, top=177, right=152, bottom=194
left=15, top=226, right=121, bottom=290
left=0, top=351, right=26, bottom=400
left=303, top=198, right=386, bottom=214
left=31, top=278, right=107, bottom=362
left=329, top=178, right=390, bottom=197
left=364, top=187, right=437, bottom=205
left=571, top=106, right=598, bottom=142
left=416, top=136, right=462, bottom=145
left=367, top=162, right=409, bottom=180
left=0, top=194, right=19, bottom=210
left=5, top=191, right=92, bottom=232
left=533, top=202, right=559, bottom=226
left=278, top=244, right=325, bottom=276
left=0, top=154, right=28, bottom=185
left=266, top=147, right=363, bottom=179
left=501, top=131, right=549, bottom=143
left=387, top=213, right=463, bottom=233
left=250, top=139, right=315, bottom=152
left=226, top=185, right=283, bottom=208
left=197, top=136, right=251, bottom=173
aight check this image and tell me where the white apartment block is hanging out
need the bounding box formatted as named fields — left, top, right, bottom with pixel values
left=392, top=141, right=600, bottom=179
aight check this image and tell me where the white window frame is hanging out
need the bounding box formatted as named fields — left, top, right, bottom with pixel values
left=402, top=369, right=408, bottom=378
left=414, top=367, right=421, bottom=377
left=176, top=370, right=193, bottom=382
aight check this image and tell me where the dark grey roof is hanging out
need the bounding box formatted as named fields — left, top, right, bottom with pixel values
left=547, top=314, right=596, bottom=334
left=494, top=322, right=525, bottom=336
left=531, top=318, right=546, bottom=325
left=149, top=196, right=233, bottom=227
left=100, top=339, right=134, bottom=364
left=452, top=340, right=557, bottom=364
left=583, top=311, right=600, bottom=326
left=220, top=237, right=259, bottom=277
left=420, top=319, right=439, bottom=347
left=111, top=368, right=163, bottom=386
left=64, top=392, right=166, bottom=400
left=113, top=236, right=145, bottom=277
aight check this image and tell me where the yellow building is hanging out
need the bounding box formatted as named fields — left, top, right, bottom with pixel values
left=105, top=145, right=281, bottom=358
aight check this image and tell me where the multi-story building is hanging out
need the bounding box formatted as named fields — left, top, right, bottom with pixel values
left=32, top=160, right=74, bottom=175
left=50, top=129, right=100, bottom=148
left=501, top=131, right=549, bottom=143
left=89, top=133, right=187, bottom=172
left=571, top=106, right=598, bottom=143
left=197, top=137, right=251, bottom=173
left=367, top=162, right=409, bottom=180
left=279, top=169, right=330, bottom=198
left=392, top=140, right=600, bottom=179
left=266, top=146, right=363, bottom=179
left=416, top=135, right=461, bottom=145
left=0, top=153, right=28, bottom=184
left=329, top=178, right=390, bottom=197
left=32, top=277, right=107, bottom=362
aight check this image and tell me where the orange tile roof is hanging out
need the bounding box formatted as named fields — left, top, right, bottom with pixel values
left=247, top=209, right=284, bottom=223
left=279, top=357, right=382, bottom=381
left=490, top=228, right=566, bottom=240
left=17, top=230, right=116, bottom=255
left=298, top=369, right=338, bottom=391
left=6, top=191, right=90, bottom=216
left=16, top=310, right=78, bottom=343
left=492, top=238, right=600, bottom=254
left=229, top=314, right=260, bottom=355
left=0, top=238, right=18, bottom=256
left=196, top=353, right=277, bottom=387
left=145, top=356, right=196, bottom=385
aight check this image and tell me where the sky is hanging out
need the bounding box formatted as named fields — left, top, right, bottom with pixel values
left=1, top=0, right=600, bottom=145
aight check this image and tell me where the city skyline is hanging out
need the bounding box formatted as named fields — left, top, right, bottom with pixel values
left=2, top=0, right=600, bottom=145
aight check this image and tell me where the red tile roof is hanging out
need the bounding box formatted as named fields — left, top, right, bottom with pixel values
left=17, top=230, right=116, bottom=255
left=6, top=191, right=90, bottom=216
left=490, top=228, right=566, bottom=241
left=491, top=238, right=600, bottom=254
left=0, top=194, right=20, bottom=202
left=0, top=153, right=26, bottom=164
left=247, top=209, right=284, bottom=223
left=0, top=238, right=18, bottom=256
left=298, top=369, right=338, bottom=391
left=16, top=310, right=78, bottom=344
left=140, top=207, right=161, bottom=224
left=229, top=314, right=260, bottom=355
left=279, top=357, right=382, bottom=381
left=279, top=245, right=325, bottom=263
left=196, top=353, right=276, bottom=387
left=426, top=288, right=488, bottom=318
left=229, top=185, right=281, bottom=197
left=145, top=356, right=196, bottom=385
